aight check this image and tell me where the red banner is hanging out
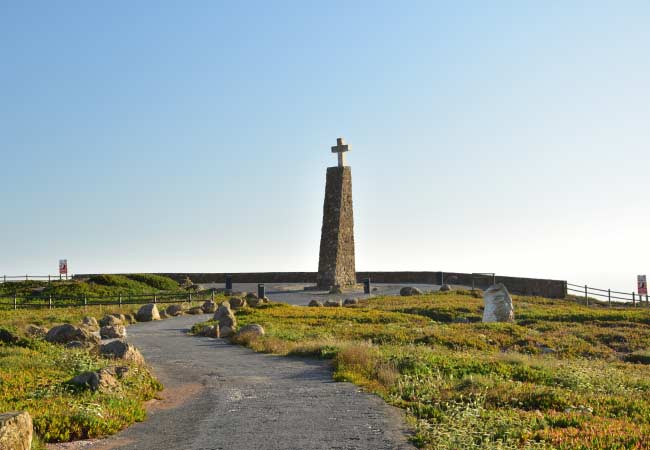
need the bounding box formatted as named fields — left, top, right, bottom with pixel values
left=639, top=275, right=648, bottom=296
left=59, top=260, right=68, bottom=275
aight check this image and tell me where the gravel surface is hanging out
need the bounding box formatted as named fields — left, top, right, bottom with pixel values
left=66, top=314, right=416, bottom=450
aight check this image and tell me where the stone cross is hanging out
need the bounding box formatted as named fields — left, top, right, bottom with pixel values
left=331, top=137, right=350, bottom=167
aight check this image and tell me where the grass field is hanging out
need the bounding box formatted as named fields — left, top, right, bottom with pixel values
left=195, top=291, right=650, bottom=449
left=0, top=300, right=179, bottom=447
left=0, top=273, right=185, bottom=300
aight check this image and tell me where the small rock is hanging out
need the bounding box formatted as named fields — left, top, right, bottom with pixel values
left=245, top=292, right=259, bottom=300
left=400, top=287, right=423, bottom=296
left=100, top=325, right=127, bottom=339
left=100, top=340, right=145, bottom=365
left=343, top=298, right=359, bottom=306
left=220, top=326, right=235, bottom=338
left=236, top=324, right=265, bottom=338
left=324, top=299, right=342, bottom=307
left=248, top=297, right=261, bottom=307
left=70, top=369, right=118, bottom=393
left=187, top=306, right=203, bottom=315
left=201, top=300, right=217, bottom=313
left=166, top=304, right=186, bottom=317
left=123, top=314, right=137, bottom=324
left=25, top=324, right=48, bottom=338
left=99, top=315, right=122, bottom=327
left=81, top=316, right=99, bottom=330
left=0, top=411, right=33, bottom=450
left=111, top=313, right=127, bottom=322
left=0, top=328, right=19, bottom=345
left=99, top=365, right=130, bottom=379
left=214, top=303, right=237, bottom=329
left=229, top=297, right=247, bottom=309
left=159, top=310, right=169, bottom=319
left=308, top=299, right=323, bottom=307
left=45, top=324, right=100, bottom=346
left=200, top=325, right=219, bottom=338
left=136, top=304, right=160, bottom=322
left=564, top=405, right=593, bottom=415
left=329, top=285, right=343, bottom=294
left=439, top=284, right=452, bottom=292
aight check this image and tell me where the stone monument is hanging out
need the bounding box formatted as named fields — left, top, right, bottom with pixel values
left=316, top=138, right=356, bottom=289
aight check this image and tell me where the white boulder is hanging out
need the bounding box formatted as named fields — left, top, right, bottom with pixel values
left=482, top=283, right=514, bottom=323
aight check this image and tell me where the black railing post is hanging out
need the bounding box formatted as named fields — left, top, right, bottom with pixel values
left=584, top=285, right=589, bottom=306
left=363, top=278, right=370, bottom=294
left=608, top=289, right=611, bottom=306
left=633, top=292, right=636, bottom=307
left=225, top=274, right=233, bottom=291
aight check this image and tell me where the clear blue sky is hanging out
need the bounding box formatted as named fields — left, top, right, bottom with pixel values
left=1, top=1, right=648, bottom=292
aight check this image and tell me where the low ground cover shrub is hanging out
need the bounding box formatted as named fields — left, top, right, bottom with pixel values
left=196, top=292, right=650, bottom=449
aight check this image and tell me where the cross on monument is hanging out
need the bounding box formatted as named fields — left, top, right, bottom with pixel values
left=331, top=137, right=350, bottom=167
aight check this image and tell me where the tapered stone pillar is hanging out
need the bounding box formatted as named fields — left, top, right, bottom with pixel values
left=317, top=138, right=356, bottom=289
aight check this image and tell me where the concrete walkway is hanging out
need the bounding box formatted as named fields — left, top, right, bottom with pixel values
left=199, top=282, right=442, bottom=306
left=76, top=314, right=415, bottom=450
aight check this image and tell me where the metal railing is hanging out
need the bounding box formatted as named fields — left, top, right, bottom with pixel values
left=0, top=290, right=216, bottom=310
left=1, top=274, right=72, bottom=283
left=567, top=282, right=649, bottom=306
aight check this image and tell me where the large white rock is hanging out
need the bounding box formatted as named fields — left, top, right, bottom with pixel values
left=0, top=411, right=33, bottom=450
left=136, top=303, right=160, bottom=322
left=482, top=283, right=514, bottom=323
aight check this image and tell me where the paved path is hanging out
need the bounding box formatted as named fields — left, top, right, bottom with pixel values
left=85, top=314, right=415, bottom=450
left=200, top=282, right=442, bottom=306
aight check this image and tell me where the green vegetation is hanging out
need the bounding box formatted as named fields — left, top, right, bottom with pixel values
left=0, top=340, right=161, bottom=442
left=0, top=274, right=186, bottom=308
left=124, top=273, right=180, bottom=291
left=0, top=301, right=166, bottom=443
left=197, top=291, right=650, bottom=449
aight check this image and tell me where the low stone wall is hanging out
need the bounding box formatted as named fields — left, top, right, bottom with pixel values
left=158, top=272, right=319, bottom=284
left=437, top=272, right=567, bottom=298
left=74, top=271, right=567, bottom=298
left=154, top=271, right=567, bottom=299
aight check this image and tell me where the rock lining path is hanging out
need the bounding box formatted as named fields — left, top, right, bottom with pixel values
left=70, top=314, right=415, bottom=450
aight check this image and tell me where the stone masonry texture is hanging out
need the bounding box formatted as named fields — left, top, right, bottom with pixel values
left=317, top=166, right=356, bottom=288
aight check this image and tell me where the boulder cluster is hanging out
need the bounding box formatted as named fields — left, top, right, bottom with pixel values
left=193, top=299, right=266, bottom=341
left=309, top=298, right=360, bottom=307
